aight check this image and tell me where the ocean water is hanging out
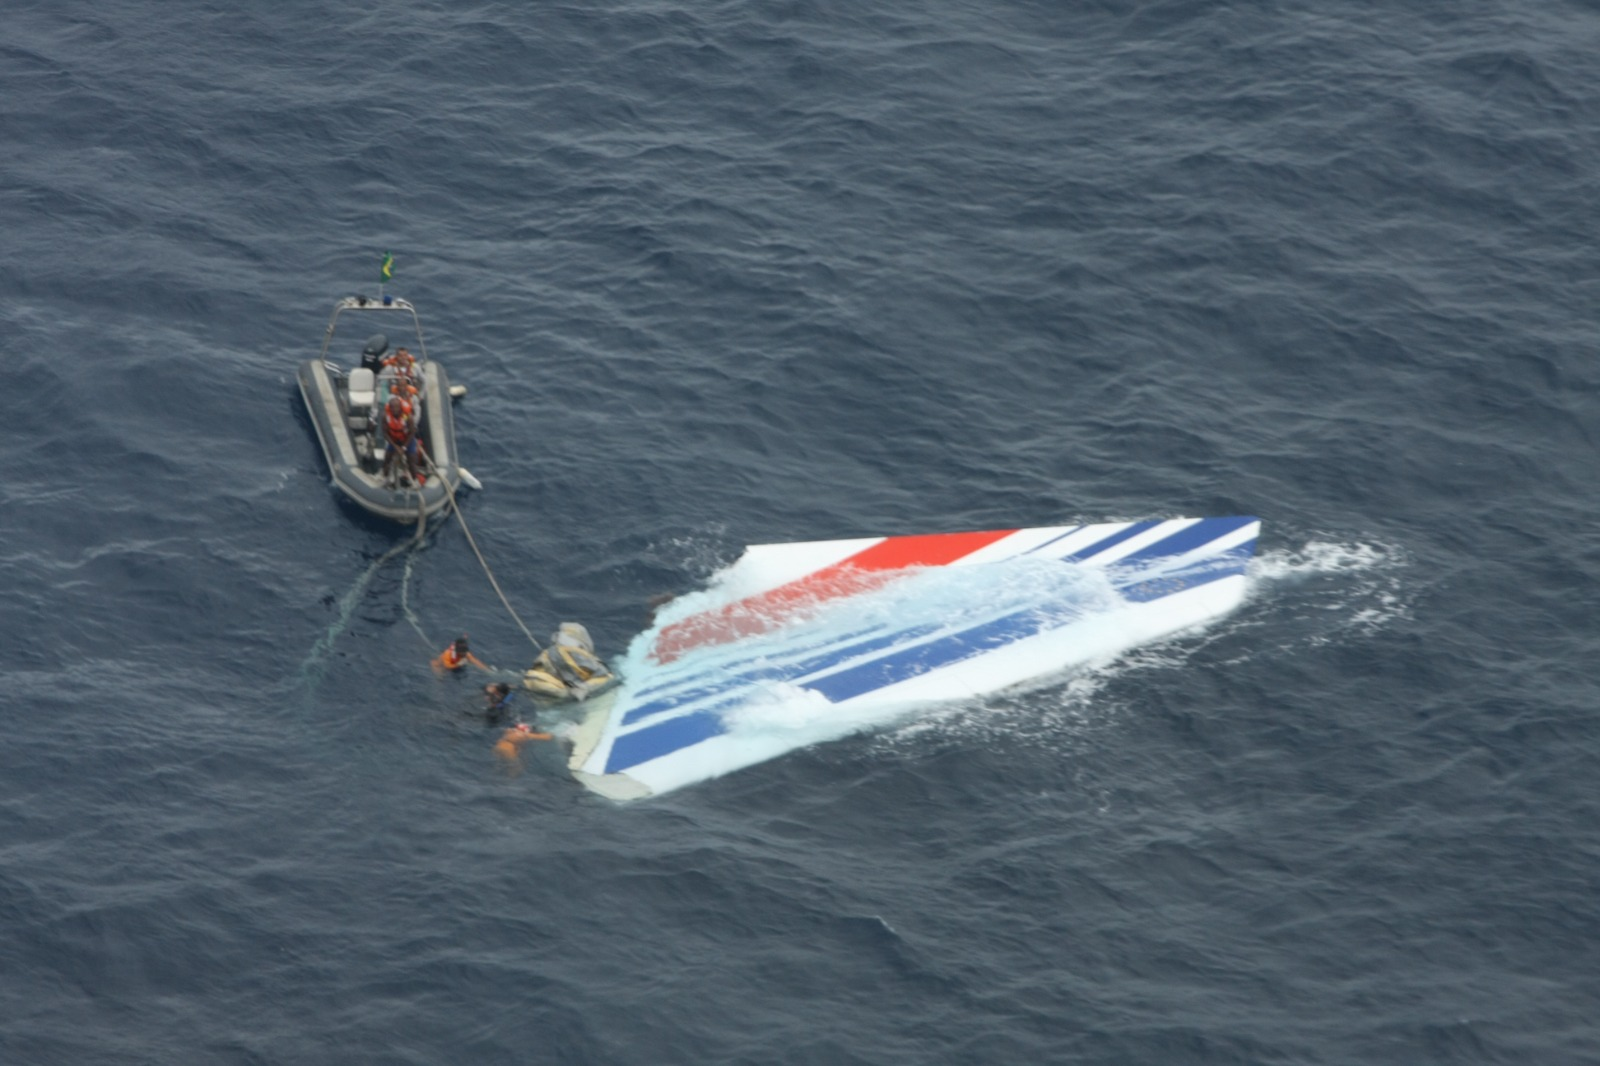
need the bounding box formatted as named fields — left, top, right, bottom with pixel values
left=4, top=1, right=1599, bottom=1062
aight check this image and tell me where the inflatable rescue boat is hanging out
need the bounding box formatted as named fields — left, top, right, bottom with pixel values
left=298, top=295, right=465, bottom=522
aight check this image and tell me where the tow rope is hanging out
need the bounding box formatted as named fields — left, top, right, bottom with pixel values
left=300, top=458, right=543, bottom=686
left=428, top=456, right=544, bottom=654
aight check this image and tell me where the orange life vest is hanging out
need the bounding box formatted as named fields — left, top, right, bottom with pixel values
left=385, top=409, right=413, bottom=446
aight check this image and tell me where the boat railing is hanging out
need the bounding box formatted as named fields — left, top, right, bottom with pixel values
left=317, top=295, right=430, bottom=364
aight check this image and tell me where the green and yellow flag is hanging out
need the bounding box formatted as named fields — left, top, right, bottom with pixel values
left=380, top=252, right=394, bottom=283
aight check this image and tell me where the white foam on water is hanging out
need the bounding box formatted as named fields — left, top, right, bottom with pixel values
left=1247, top=537, right=1412, bottom=642
left=1251, top=539, right=1400, bottom=582
left=647, top=525, right=736, bottom=580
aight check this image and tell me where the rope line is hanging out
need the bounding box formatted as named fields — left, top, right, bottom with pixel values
left=301, top=447, right=541, bottom=683
left=429, top=457, right=544, bottom=654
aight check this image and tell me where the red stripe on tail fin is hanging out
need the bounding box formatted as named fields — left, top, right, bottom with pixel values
left=652, top=529, right=1017, bottom=663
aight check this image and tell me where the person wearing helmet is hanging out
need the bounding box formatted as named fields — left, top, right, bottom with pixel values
left=432, top=634, right=489, bottom=675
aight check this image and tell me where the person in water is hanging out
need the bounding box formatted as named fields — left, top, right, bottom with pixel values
left=482, top=681, right=516, bottom=724
left=433, top=634, right=489, bottom=675
left=494, top=722, right=554, bottom=774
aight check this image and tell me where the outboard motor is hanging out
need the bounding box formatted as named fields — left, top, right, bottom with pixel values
left=360, top=333, right=389, bottom=373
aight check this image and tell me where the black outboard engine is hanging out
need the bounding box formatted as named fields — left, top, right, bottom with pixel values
left=360, top=333, right=389, bottom=373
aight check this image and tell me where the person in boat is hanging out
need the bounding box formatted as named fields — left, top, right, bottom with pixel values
left=385, top=380, right=424, bottom=479
left=494, top=722, right=554, bottom=774
left=383, top=346, right=422, bottom=385
left=433, top=634, right=489, bottom=675
left=381, top=395, right=426, bottom=486
left=523, top=622, right=612, bottom=700
left=481, top=681, right=516, bottom=724
left=388, top=376, right=419, bottom=408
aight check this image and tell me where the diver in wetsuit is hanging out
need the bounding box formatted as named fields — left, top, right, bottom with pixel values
left=481, top=682, right=517, bottom=725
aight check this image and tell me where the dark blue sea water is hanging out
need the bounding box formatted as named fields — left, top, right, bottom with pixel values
left=5, top=1, right=1599, bottom=1062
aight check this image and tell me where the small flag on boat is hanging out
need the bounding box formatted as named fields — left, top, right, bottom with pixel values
left=380, top=252, right=394, bottom=282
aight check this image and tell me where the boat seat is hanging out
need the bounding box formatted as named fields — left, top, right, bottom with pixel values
left=347, top=367, right=377, bottom=410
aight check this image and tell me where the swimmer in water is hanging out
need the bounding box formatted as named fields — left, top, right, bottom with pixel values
left=432, top=634, right=489, bottom=676
left=494, top=722, right=554, bottom=775
left=482, top=682, right=516, bottom=725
